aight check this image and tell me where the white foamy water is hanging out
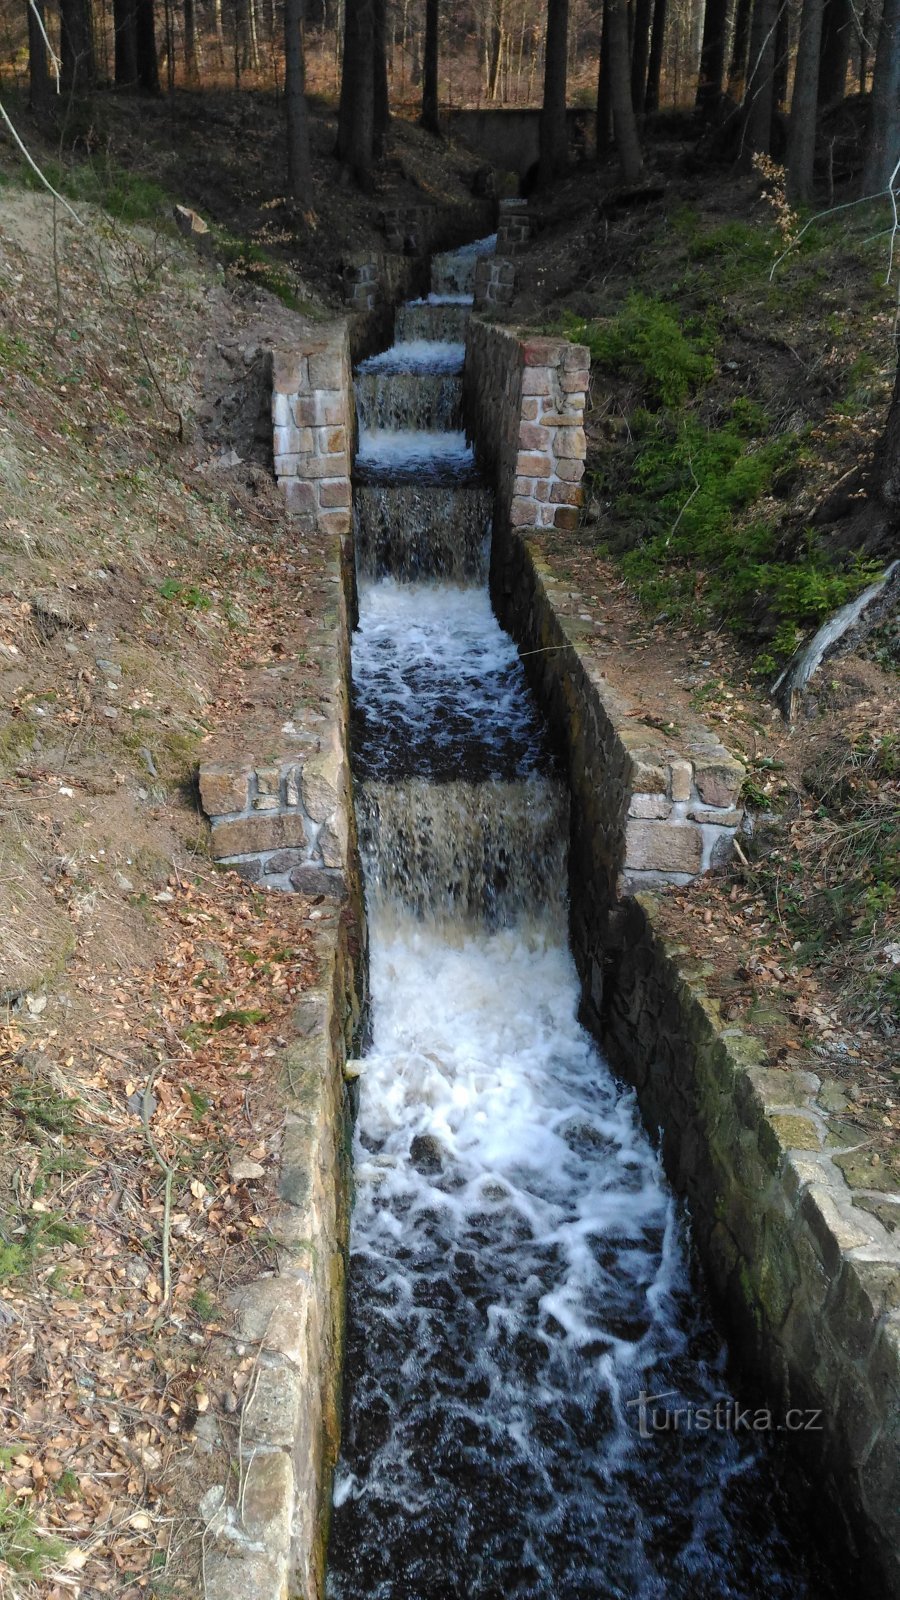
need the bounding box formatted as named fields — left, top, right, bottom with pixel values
left=351, top=581, right=548, bottom=781
left=328, top=914, right=813, bottom=1599
left=356, top=428, right=475, bottom=476
left=358, top=340, right=466, bottom=375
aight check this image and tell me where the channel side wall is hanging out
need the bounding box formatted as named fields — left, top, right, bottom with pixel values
left=464, top=315, right=900, bottom=1597
left=198, top=522, right=365, bottom=1599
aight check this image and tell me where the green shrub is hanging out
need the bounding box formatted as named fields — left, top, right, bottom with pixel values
left=563, top=293, right=716, bottom=407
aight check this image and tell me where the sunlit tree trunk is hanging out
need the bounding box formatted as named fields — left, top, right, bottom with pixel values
left=727, top=0, right=752, bottom=92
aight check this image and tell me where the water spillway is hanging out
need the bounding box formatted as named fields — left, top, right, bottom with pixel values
left=328, top=242, right=830, bottom=1600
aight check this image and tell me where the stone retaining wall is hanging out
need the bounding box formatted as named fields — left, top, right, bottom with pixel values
left=272, top=326, right=353, bottom=538
left=197, top=531, right=366, bottom=1600
left=464, top=318, right=900, bottom=1594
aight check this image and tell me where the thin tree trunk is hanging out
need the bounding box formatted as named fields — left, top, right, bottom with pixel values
left=857, top=0, right=872, bottom=89
left=183, top=0, right=198, bottom=82
left=608, top=0, right=643, bottom=178
left=644, top=0, right=666, bottom=110
left=538, top=0, right=570, bottom=183
left=27, top=0, right=53, bottom=113
left=696, top=0, right=728, bottom=112
left=60, top=0, right=96, bottom=95
left=285, top=0, right=312, bottom=202
left=214, top=0, right=226, bottom=64
left=337, top=0, right=375, bottom=181
left=631, top=0, right=652, bottom=110
left=596, top=0, right=614, bottom=150
left=818, top=0, right=852, bottom=103
left=862, top=0, right=900, bottom=192
left=727, top=0, right=752, bottom=92
left=786, top=0, right=824, bottom=201
left=773, top=0, right=790, bottom=107
left=741, top=0, right=778, bottom=160
left=422, top=0, right=439, bottom=129
left=134, top=0, right=160, bottom=88
left=373, top=0, right=389, bottom=152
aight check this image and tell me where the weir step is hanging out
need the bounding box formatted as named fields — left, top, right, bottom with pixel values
left=354, top=370, right=463, bottom=432
left=354, top=482, right=493, bottom=582
left=394, top=301, right=472, bottom=343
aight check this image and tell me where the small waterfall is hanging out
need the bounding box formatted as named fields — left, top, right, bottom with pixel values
left=328, top=235, right=826, bottom=1600
left=356, top=777, right=568, bottom=926
left=354, top=483, right=492, bottom=582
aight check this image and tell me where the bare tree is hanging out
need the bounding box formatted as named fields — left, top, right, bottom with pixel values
left=742, top=0, right=778, bottom=159
left=727, top=0, right=752, bottom=93
left=608, top=0, right=643, bottom=178
left=338, top=0, right=375, bottom=183
left=26, top=0, right=53, bottom=114
left=631, top=0, right=653, bottom=108
left=818, top=0, right=852, bottom=104
left=59, top=0, right=96, bottom=95
left=696, top=0, right=728, bottom=114
left=644, top=0, right=667, bottom=110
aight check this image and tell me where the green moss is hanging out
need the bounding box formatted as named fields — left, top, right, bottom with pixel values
left=0, top=1490, right=65, bottom=1577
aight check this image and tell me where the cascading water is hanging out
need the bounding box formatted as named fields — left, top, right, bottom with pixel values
left=327, top=239, right=832, bottom=1600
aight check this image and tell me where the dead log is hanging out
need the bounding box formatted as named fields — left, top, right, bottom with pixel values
left=772, top=559, right=900, bottom=719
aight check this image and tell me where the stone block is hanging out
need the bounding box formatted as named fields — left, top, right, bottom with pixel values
left=560, top=371, right=589, bottom=394
left=523, top=337, right=564, bottom=366
left=313, top=391, right=345, bottom=426
left=303, top=452, right=349, bottom=480
left=272, top=351, right=307, bottom=392
left=518, top=452, right=553, bottom=477
left=625, top=820, right=703, bottom=873
left=554, top=505, right=579, bottom=530
left=628, top=793, right=673, bottom=820
left=628, top=751, right=669, bottom=793
left=688, top=805, right=743, bottom=826
left=550, top=482, right=581, bottom=504
left=239, top=1450, right=293, bottom=1555
left=290, top=395, right=317, bottom=427
left=301, top=744, right=345, bottom=823
left=202, top=1549, right=290, bottom=1600
left=319, top=809, right=349, bottom=868
left=309, top=347, right=344, bottom=388
left=511, top=496, right=538, bottom=528
left=521, top=399, right=540, bottom=421
left=519, top=423, right=552, bottom=451
left=280, top=480, right=318, bottom=518
left=562, top=340, right=591, bottom=370
left=242, top=1359, right=304, bottom=1448
left=272, top=392, right=291, bottom=428
left=211, top=813, right=309, bottom=859
left=541, top=411, right=584, bottom=428
left=264, top=849, right=307, bottom=873
left=318, top=509, right=353, bottom=535
left=290, top=864, right=346, bottom=896
left=514, top=476, right=537, bottom=496
left=556, top=458, right=586, bottom=483
left=669, top=759, right=693, bottom=802
left=535, top=481, right=551, bottom=502
left=522, top=368, right=552, bottom=396
left=318, top=478, right=351, bottom=509
left=316, top=426, right=347, bottom=455
left=554, top=427, right=587, bottom=460
left=199, top=763, right=251, bottom=817
left=694, top=754, right=745, bottom=808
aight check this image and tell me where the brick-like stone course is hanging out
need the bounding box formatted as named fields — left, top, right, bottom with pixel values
left=272, top=327, right=353, bottom=538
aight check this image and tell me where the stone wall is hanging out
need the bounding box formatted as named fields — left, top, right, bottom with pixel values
left=464, top=318, right=589, bottom=533
left=197, top=532, right=366, bottom=1600
left=272, top=326, right=353, bottom=538
left=464, top=318, right=900, bottom=1593
left=605, top=897, right=900, bottom=1597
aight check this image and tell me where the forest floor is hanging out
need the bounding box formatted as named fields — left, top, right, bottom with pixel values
left=0, top=90, right=898, bottom=1594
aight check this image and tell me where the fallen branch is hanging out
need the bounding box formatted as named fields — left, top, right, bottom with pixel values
left=142, top=1068, right=176, bottom=1324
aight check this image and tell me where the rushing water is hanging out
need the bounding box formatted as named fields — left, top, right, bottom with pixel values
left=327, top=238, right=830, bottom=1600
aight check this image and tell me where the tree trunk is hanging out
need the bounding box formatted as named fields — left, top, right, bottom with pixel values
left=134, top=0, right=160, bottom=89
left=284, top=0, right=311, bottom=202
left=538, top=0, right=570, bottom=184
left=373, top=0, right=389, bottom=154
left=421, top=0, right=439, bottom=131
left=60, top=0, right=95, bottom=96
left=596, top=0, right=614, bottom=151
left=183, top=0, right=199, bottom=82
left=727, top=0, right=752, bottom=93
left=817, top=0, right=852, bottom=103
left=337, top=0, right=375, bottom=182
left=863, top=0, right=900, bottom=192
left=857, top=0, right=872, bottom=90
left=631, top=0, right=652, bottom=110
left=786, top=0, right=824, bottom=201
left=741, top=0, right=778, bottom=160
left=27, top=0, right=53, bottom=114
left=695, top=0, right=728, bottom=113
left=773, top=0, right=790, bottom=107
left=113, top=0, right=138, bottom=83
left=644, top=0, right=667, bottom=111
left=608, top=0, right=643, bottom=178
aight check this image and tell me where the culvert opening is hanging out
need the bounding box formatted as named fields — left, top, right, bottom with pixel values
left=327, top=234, right=837, bottom=1600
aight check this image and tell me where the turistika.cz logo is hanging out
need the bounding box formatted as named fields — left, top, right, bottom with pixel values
left=627, top=1390, right=824, bottom=1438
